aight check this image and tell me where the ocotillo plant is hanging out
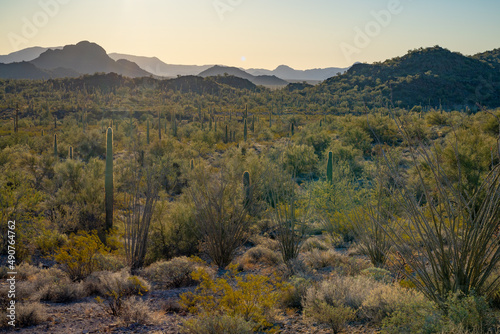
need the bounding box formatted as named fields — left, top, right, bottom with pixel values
left=105, top=127, right=114, bottom=231
left=54, top=134, right=58, bottom=158
left=69, top=146, right=73, bottom=159
left=147, top=118, right=150, bottom=144
left=327, top=151, right=333, bottom=183
left=244, top=119, right=247, bottom=142
left=243, top=171, right=251, bottom=207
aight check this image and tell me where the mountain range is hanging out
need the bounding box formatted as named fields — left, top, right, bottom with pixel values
left=0, top=41, right=347, bottom=83
left=198, top=65, right=288, bottom=86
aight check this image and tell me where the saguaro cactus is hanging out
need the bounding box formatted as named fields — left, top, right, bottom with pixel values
left=290, top=123, right=294, bottom=136
left=105, top=127, right=114, bottom=231
left=54, top=134, right=58, bottom=158
left=69, top=146, right=73, bottom=159
left=190, top=159, right=194, bottom=170
left=147, top=118, right=150, bottom=144
left=327, top=151, right=333, bottom=183
left=14, top=104, right=19, bottom=133
left=225, top=124, right=228, bottom=143
left=244, top=119, right=248, bottom=142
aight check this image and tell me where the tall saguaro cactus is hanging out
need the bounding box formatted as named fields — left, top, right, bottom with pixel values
left=105, top=127, right=114, bottom=231
left=14, top=103, right=19, bottom=133
left=69, top=146, right=73, bottom=159
left=327, top=151, right=333, bottom=184
left=146, top=118, right=150, bottom=145
left=244, top=119, right=248, bottom=142
left=54, top=134, right=58, bottom=158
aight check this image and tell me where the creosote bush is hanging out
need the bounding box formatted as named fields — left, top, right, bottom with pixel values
left=54, top=230, right=109, bottom=281
left=180, top=265, right=288, bottom=331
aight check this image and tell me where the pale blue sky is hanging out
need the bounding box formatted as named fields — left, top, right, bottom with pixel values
left=0, top=0, right=499, bottom=69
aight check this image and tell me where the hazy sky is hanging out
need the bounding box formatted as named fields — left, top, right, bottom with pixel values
left=0, top=0, right=499, bottom=69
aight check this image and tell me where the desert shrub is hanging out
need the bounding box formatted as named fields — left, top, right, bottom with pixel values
left=304, top=301, right=356, bottom=334
left=147, top=198, right=198, bottom=263
left=30, top=267, right=67, bottom=291
left=15, top=263, right=41, bottom=280
left=35, top=227, right=68, bottom=256
left=361, top=284, right=427, bottom=322
left=182, top=314, right=255, bottom=334
left=94, top=270, right=150, bottom=316
left=380, top=297, right=442, bottom=334
left=142, top=256, right=212, bottom=289
left=281, top=276, right=312, bottom=310
left=301, top=249, right=371, bottom=276
left=13, top=302, right=47, bottom=328
left=118, top=297, right=155, bottom=325
left=180, top=265, right=288, bottom=331
left=54, top=230, right=109, bottom=281
left=188, top=168, right=253, bottom=269
left=443, top=292, right=496, bottom=333
left=95, top=253, right=127, bottom=272
left=381, top=292, right=497, bottom=333
left=300, top=236, right=331, bottom=252
left=38, top=278, right=85, bottom=303
left=360, top=267, right=392, bottom=283
left=240, top=245, right=282, bottom=269
left=303, top=275, right=380, bottom=311
left=282, top=144, right=318, bottom=175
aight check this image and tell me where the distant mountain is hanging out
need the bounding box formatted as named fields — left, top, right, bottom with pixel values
left=0, top=61, right=80, bottom=79
left=246, top=64, right=349, bottom=82
left=318, top=46, right=500, bottom=109
left=109, top=53, right=212, bottom=77
left=30, top=41, right=151, bottom=78
left=0, top=46, right=63, bottom=64
left=199, top=65, right=288, bottom=86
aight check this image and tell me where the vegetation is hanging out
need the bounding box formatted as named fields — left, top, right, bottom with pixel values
left=2, top=56, right=500, bottom=331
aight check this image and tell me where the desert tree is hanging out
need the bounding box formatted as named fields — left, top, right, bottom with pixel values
left=188, top=167, right=254, bottom=269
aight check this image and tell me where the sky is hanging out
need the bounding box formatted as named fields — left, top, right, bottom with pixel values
left=0, top=0, right=499, bottom=70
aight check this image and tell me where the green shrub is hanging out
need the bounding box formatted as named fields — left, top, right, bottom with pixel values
left=240, top=246, right=282, bottom=268
left=304, top=301, right=355, bottom=334
left=38, top=278, right=85, bottom=303
left=54, top=230, right=109, bottom=281
left=142, top=256, right=211, bottom=289
left=281, top=276, right=312, bottom=310
left=360, top=267, right=393, bottom=283
left=301, top=249, right=371, bottom=276
left=180, top=265, right=287, bottom=331
left=182, top=314, right=255, bottom=334
left=94, top=270, right=150, bottom=316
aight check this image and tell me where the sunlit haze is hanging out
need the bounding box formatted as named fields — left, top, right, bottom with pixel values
left=0, top=0, right=499, bottom=69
